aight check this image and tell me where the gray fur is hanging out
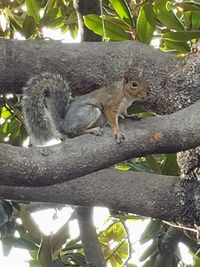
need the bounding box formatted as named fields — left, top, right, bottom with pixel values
left=22, top=72, right=71, bottom=146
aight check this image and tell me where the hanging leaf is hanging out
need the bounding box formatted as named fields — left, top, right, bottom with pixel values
left=25, top=0, right=40, bottom=24
left=155, top=7, right=185, bottom=31
left=108, top=0, right=134, bottom=27
left=145, top=155, right=162, bottom=174
left=23, top=16, right=36, bottom=38
left=163, top=30, right=200, bottom=42
left=136, top=4, right=156, bottom=44
left=161, top=154, right=179, bottom=176
left=84, top=14, right=130, bottom=41
left=192, top=12, right=200, bottom=30
left=162, top=39, right=190, bottom=53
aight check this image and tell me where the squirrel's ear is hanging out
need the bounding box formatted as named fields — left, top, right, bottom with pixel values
left=123, top=72, right=131, bottom=84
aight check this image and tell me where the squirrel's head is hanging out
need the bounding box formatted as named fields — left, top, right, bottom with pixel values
left=123, top=72, right=150, bottom=100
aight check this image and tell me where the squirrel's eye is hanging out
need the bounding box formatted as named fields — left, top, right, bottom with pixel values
left=132, top=81, right=138, bottom=87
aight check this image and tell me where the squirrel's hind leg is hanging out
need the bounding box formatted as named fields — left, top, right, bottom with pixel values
left=64, top=104, right=104, bottom=137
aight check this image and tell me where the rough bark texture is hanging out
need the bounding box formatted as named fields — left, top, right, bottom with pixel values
left=1, top=39, right=200, bottom=115
left=1, top=169, right=200, bottom=225
left=0, top=101, right=199, bottom=187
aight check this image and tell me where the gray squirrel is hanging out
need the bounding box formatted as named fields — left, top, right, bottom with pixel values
left=22, top=72, right=150, bottom=146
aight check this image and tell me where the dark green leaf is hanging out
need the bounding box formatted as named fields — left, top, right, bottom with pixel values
left=102, top=15, right=130, bottom=31
left=145, top=155, right=162, bottom=174
left=136, top=4, right=156, bottom=44
left=161, top=154, right=179, bottom=176
left=192, top=12, right=200, bottom=30
left=41, top=8, right=59, bottom=26
left=162, top=40, right=190, bottom=53
left=155, top=7, right=185, bottom=31
left=49, top=17, right=64, bottom=30
left=154, top=0, right=167, bottom=9
left=84, top=14, right=130, bottom=41
left=23, top=16, right=36, bottom=38
left=163, top=30, right=200, bottom=42
left=183, top=11, right=192, bottom=28
left=44, top=0, right=56, bottom=15
left=25, top=0, right=40, bottom=24
left=108, top=0, right=134, bottom=27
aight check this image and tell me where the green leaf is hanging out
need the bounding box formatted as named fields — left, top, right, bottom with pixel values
left=190, top=254, right=200, bottom=267
left=155, top=7, right=185, bottom=31
left=154, top=0, right=167, bottom=9
left=102, top=15, right=130, bottom=31
left=161, top=154, right=179, bottom=176
left=175, top=1, right=200, bottom=12
left=162, top=39, right=190, bottom=53
left=41, top=8, right=59, bottom=26
left=108, top=0, right=134, bottom=27
left=136, top=4, right=156, bottom=44
left=43, top=0, right=56, bottom=15
left=183, top=11, right=192, bottom=28
left=25, top=0, right=40, bottom=24
left=163, top=30, right=200, bottom=42
left=192, top=12, right=200, bottom=30
left=23, top=16, right=36, bottom=38
left=84, top=14, right=130, bottom=41
left=145, top=155, right=162, bottom=174
left=48, top=17, right=64, bottom=30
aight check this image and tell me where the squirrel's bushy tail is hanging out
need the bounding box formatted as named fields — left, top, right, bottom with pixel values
left=22, top=72, right=71, bottom=146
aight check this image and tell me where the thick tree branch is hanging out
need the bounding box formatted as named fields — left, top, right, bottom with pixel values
left=0, top=101, right=199, bottom=187
left=1, top=40, right=200, bottom=115
left=0, top=168, right=199, bottom=225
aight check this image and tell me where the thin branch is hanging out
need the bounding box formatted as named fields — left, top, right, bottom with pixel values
left=76, top=207, right=106, bottom=267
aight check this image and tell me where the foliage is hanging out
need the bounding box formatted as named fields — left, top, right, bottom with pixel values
left=84, top=0, right=200, bottom=53
left=0, top=0, right=200, bottom=267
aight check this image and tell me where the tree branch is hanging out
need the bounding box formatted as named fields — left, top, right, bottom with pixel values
left=0, top=101, right=199, bottom=187
left=1, top=168, right=199, bottom=225
left=1, top=39, right=200, bottom=115
left=76, top=207, right=106, bottom=267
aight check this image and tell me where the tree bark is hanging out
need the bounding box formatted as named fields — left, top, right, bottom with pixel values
left=1, top=40, right=200, bottom=114
left=0, top=101, right=199, bottom=187
left=1, top=169, right=200, bottom=225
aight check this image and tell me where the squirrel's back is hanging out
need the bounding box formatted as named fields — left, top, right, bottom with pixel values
left=22, top=72, right=71, bottom=146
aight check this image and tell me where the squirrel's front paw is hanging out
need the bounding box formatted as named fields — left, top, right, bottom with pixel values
left=115, top=133, right=125, bottom=144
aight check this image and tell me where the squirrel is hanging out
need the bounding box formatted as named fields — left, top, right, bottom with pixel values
left=22, top=72, right=150, bottom=146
